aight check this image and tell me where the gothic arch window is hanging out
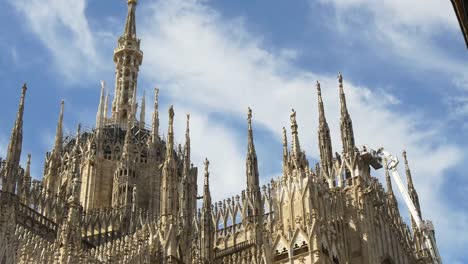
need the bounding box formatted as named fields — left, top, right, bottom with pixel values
left=140, top=151, right=147, bottom=163
left=234, top=212, right=242, bottom=225
left=124, top=69, right=130, bottom=77
left=333, top=256, right=340, bottom=264
left=217, top=218, right=224, bottom=230
left=104, top=145, right=112, bottom=160
left=225, top=214, right=233, bottom=227
left=381, top=257, right=394, bottom=264
left=114, top=146, right=121, bottom=160
left=121, top=110, right=128, bottom=120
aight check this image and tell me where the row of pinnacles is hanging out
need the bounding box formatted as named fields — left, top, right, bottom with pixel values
left=0, top=0, right=439, bottom=263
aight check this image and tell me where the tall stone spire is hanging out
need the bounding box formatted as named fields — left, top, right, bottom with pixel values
left=111, top=0, right=143, bottom=125
left=200, top=158, right=214, bottom=263
left=45, top=101, right=65, bottom=194
left=384, top=158, right=397, bottom=209
left=96, top=81, right=106, bottom=128
left=317, top=81, right=333, bottom=177
left=403, top=151, right=421, bottom=230
left=2, top=84, right=27, bottom=194
left=151, top=88, right=160, bottom=143
left=160, top=106, right=178, bottom=222
left=246, top=107, right=260, bottom=192
left=139, top=90, right=146, bottom=127
left=338, top=73, right=355, bottom=159
left=245, top=108, right=263, bottom=247
left=290, top=109, right=301, bottom=157
left=124, top=0, right=137, bottom=39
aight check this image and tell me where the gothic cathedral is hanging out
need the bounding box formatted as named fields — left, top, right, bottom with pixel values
left=0, top=1, right=441, bottom=263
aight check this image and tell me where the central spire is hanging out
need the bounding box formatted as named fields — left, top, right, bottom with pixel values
left=111, top=0, right=143, bottom=125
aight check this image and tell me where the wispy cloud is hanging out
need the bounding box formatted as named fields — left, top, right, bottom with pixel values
left=9, top=0, right=105, bottom=81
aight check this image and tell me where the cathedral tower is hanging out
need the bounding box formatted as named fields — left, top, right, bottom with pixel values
left=111, top=0, right=143, bottom=125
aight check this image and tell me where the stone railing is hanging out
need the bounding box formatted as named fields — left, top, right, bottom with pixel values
left=214, top=240, right=255, bottom=259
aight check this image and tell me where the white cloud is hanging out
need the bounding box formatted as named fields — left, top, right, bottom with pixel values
left=10, top=0, right=105, bottom=81
left=317, top=0, right=468, bottom=91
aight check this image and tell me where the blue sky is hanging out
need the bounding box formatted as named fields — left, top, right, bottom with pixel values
left=0, top=0, right=467, bottom=262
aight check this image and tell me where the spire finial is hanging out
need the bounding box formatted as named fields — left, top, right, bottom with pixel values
left=247, top=107, right=253, bottom=130
left=123, top=0, right=138, bottom=38
left=402, top=150, right=414, bottom=188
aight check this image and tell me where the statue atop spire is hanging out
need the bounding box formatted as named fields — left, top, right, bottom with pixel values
left=166, top=106, right=175, bottom=159
left=2, top=84, right=27, bottom=193
left=317, top=81, right=333, bottom=177
left=290, top=109, right=301, bottom=159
